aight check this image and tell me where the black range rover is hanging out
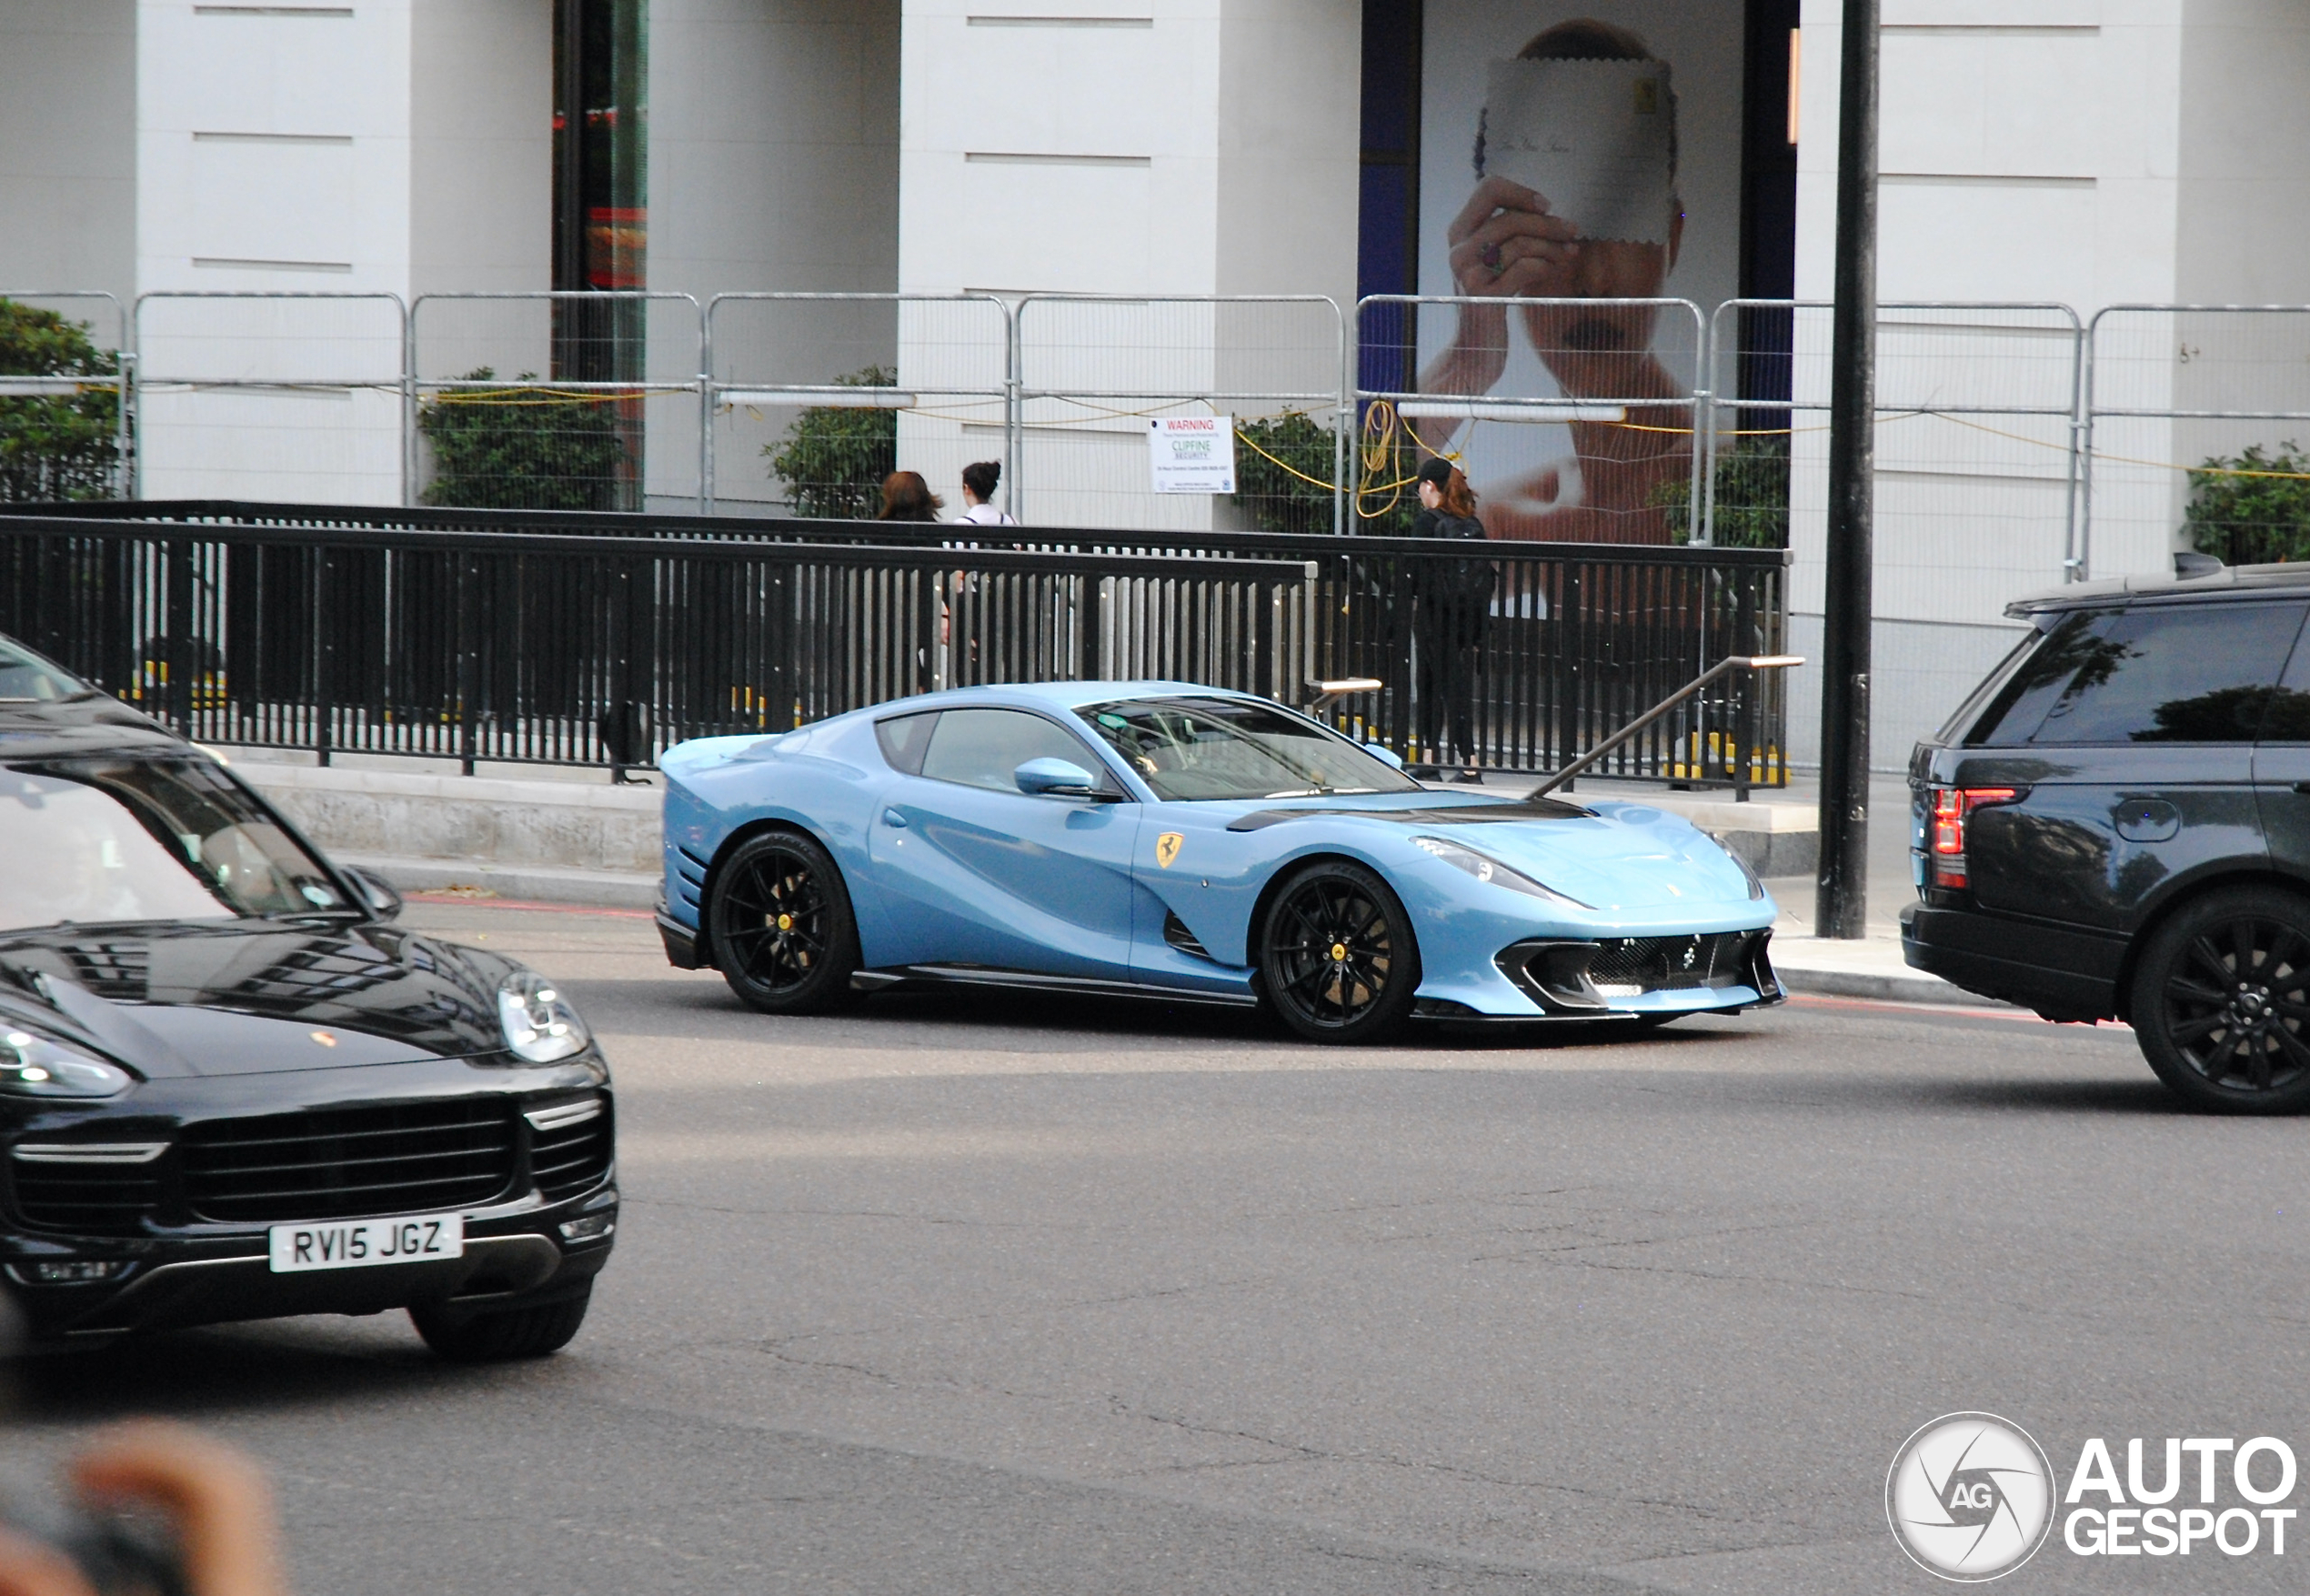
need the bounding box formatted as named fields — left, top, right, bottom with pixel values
left=1903, top=560, right=2310, bottom=1112
left=0, top=637, right=617, bottom=1352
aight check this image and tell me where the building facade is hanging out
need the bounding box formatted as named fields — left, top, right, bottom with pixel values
left=4, top=0, right=2305, bottom=761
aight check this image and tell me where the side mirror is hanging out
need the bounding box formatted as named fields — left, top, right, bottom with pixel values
left=341, top=864, right=404, bottom=921
left=1364, top=744, right=1406, bottom=770
left=1015, top=757, right=1104, bottom=798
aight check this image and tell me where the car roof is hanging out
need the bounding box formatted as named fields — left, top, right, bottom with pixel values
left=2006, top=561, right=2310, bottom=618
left=859, top=681, right=1270, bottom=717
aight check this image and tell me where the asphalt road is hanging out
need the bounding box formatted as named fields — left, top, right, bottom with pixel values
left=7, top=898, right=2307, bottom=1596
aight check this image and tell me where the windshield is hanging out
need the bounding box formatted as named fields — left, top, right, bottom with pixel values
left=0, top=758, right=347, bottom=932
left=0, top=638, right=96, bottom=703
left=1078, top=698, right=1422, bottom=801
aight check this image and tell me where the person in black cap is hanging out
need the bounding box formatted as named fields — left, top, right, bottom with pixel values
left=1411, top=457, right=1493, bottom=782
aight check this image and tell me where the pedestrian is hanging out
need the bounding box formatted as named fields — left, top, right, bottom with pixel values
left=952, top=460, right=1017, bottom=526
left=1411, top=456, right=1493, bottom=782
left=877, top=471, right=942, bottom=522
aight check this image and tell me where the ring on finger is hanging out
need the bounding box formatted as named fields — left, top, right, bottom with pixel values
left=1480, top=241, right=1503, bottom=271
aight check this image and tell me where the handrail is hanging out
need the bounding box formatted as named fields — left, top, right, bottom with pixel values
left=1533, top=656, right=1804, bottom=797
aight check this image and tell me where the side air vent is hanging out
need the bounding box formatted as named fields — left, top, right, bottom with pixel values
left=1162, top=910, right=1212, bottom=961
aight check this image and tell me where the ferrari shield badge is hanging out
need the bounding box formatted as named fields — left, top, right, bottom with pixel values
left=1155, top=832, right=1184, bottom=868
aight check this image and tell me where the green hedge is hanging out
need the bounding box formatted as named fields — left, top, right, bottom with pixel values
left=2184, top=442, right=2310, bottom=566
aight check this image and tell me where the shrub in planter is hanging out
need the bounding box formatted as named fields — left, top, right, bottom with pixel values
left=417, top=366, right=631, bottom=511
left=765, top=365, right=898, bottom=520
left=1652, top=435, right=1790, bottom=549
left=1232, top=410, right=1341, bottom=536
left=2183, top=442, right=2310, bottom=566
left=0, top=299, right=121, bottom=502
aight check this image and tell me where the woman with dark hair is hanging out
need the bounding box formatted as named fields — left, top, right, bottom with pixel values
left=953, top=459, right=1017, bottom=526
left=877, top=471, right=942, bottom=522
left=1411, top=456, right=1493, bottom=782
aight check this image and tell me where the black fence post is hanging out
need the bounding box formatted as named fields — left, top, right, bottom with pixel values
left=457, top=550, right=477, bottom=776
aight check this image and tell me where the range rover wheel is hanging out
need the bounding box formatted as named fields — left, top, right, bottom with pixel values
left=708, top=831, right=861, bottom=1014
left=411, top=1283, right=592, bottom=1361
left=2131, top=887, right=2310, bottom=1114
left=1259, top=861, right=1420, bottom=1044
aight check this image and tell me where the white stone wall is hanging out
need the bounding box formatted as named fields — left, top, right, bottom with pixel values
left=0, top=0, right=136, bottom=312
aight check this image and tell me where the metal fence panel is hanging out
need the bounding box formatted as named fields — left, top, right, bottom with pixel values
left=706, top=292, right=1010, bottom=520
left=3, top=502, right=1789, bottom=789
left=1014, top=296, right=1345, bottom=535
left=1354, top=295, right=1707, bottom=545
left=0, top=290, right=129, bottom=502
left=2084, top=306, right=2310, bottom=574
left=132, top=292, right=406, bottom=506
left=410, top=291, right=705, bottom=514
left=1711, top=299, right=2082, bottom=766
left=0, top=509, right=1314, bottom=769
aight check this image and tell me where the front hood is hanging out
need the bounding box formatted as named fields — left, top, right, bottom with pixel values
left=1437, top=798, right=1756, bottom=911
left=0, top=920, right=518, bottom=1077
left=1223, top=791, right=1755, bottom=912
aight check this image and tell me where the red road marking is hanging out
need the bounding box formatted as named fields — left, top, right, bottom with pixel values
left=404, top=892, right=655, bottom=920
left=1787, top=990, right=2132, bottom=1031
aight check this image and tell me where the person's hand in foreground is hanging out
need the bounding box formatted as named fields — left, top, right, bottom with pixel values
left=0, top=1423, right=286, bottom=1596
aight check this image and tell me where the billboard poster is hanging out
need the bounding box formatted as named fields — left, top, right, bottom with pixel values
left=1413, top=2, right=1745, bottom=542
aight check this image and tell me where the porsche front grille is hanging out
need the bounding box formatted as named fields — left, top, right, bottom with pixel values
left=181, top=1099, right=517, bottom=1223
left=527, top=1096, right=614, bottom=1203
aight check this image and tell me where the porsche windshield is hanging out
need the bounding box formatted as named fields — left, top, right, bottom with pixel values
left=0, top=638, right=97, bottom=703
left=0, top=758, right=346, bottom=931
left=1079, top=698, right=1421, bottom=801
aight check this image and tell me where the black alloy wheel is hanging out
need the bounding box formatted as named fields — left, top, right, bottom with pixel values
left=1259, top=861, right=1420, bottom=1043
left=708, top=831, right=861, bottom=1014
left=2132, top=887, right=2310, bottom=1114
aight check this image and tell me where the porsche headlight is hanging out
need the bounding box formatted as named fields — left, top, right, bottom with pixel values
left=0, top=1029, right=135, bottom=1098
left=1412, top=837, right=1593, bottom=908
left=497, top=973, right=591, bottom=1064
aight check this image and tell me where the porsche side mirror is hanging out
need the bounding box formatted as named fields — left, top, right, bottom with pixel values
left=342, top=864, right=404, bottom=920
left=1365, top=744, right=1406, bottom=770
left=1015, top=757, right=1106, bottom=798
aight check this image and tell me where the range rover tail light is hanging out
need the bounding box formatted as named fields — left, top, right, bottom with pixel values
left=1929, top=787, right=2020, bottom=890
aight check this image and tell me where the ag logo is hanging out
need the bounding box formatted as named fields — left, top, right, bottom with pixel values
left=1887, top=1413, right=2054, bottom=1581
left=1154, top=832, right=1183, bottom=868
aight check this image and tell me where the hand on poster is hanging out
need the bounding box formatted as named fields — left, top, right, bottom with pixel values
left=1413, top=20, right=1695, bottom=545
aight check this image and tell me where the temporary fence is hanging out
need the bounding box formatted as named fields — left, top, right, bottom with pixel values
left=1352, top=296, right=1709, bottom=545
left=1013, top=296, right=1348, bottom=535
left=409, top=291, right=707, bottom=514
left=14, top=288, right=2310, bottom=568
left=0, top=508, right=1314, bottom=769
left=5, top=501, right=1792, bottom=789
left=705, top=292, right=1011, bottom=519
left=0, top=290, right=130, bottom=503
left=132, top=292, right=406, bottom=505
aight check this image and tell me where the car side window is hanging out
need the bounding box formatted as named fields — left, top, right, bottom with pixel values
left=2024, top=601, right=2308, bottom=746
left=1965, top=610, right=2117, bottom=746
left=2261, top=624, right=2310, bottom=740
left=919, top=708, right=1110, bottom=793
left=875, top=711, right=939, bottom=775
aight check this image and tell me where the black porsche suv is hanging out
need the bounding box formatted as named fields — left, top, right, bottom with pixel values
left=1903, top=560, right=2310, bottom=1112
left=0, top=636, right=617, bottom=1352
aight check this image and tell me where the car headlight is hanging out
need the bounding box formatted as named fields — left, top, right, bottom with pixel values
left=497, top=973, right=591, bottom=1064
left=1411, top=837, right=1592, bottom=908
left=0, top=1029, right=135, bottom=1098
left=1730, top=848, right=1767, bottom=901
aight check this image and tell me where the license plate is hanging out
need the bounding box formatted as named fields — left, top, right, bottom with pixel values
left=267, top=1213, right=465, bottom=1273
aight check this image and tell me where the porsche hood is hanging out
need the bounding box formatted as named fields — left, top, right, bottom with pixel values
left=0, top=921, right=519, bottom=1076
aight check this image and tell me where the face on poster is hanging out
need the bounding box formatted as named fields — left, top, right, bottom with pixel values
left=1414, top=2, right=1743, bottom=539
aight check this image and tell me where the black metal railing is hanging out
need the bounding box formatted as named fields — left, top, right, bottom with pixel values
left=1, top=502, right=1790, bottom=787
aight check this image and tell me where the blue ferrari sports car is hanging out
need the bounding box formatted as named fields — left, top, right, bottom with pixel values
left=654, top=683, right=1781, bottom=1042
